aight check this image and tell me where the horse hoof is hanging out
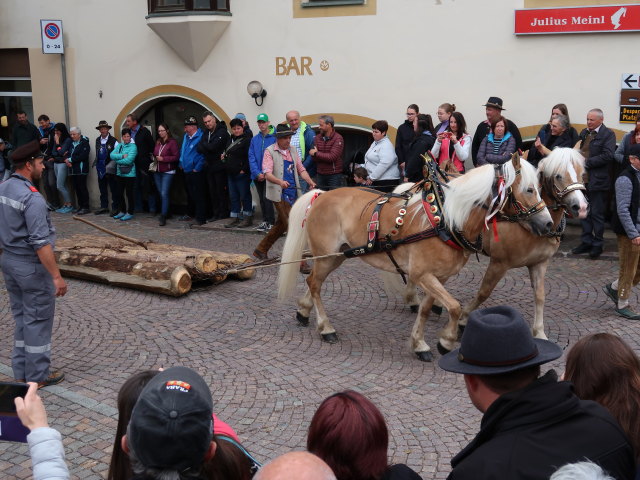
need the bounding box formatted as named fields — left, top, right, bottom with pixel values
left=415, top=351, right=433, bottom=362
left=410, top=305, right=419, bottom=313
left=431, top=305, right=443, bottom=316
left=322, top=332, right=339, bottom=344
left=437, top=341, right=451, bottom=356
left=296, top=312, right=309, bottom=327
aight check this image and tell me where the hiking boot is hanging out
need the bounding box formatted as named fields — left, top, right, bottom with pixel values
left=615, top=306, right=640, bottom=320
left=602, top=283, right=618, bottom=305
left=224, top=218, right=241, bottom=229
left=571, top=243, right=591, bottom=255
left=237, top=217, right=253, bottom=228
left=38, top=370, right=65, bottom=389
left=253, top=249, right=268, bottom=260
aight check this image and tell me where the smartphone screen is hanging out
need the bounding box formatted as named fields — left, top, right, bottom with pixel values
left=0, top=382, right=28, bottom=414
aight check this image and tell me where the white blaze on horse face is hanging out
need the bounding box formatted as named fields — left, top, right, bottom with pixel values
left=566, top=162, right=589, bottom=219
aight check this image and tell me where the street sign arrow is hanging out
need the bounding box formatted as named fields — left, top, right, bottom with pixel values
left=624, top=74, right=636, bottom=89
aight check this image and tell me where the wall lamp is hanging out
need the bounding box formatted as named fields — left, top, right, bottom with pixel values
left=247, top=80, right=267, bottom=106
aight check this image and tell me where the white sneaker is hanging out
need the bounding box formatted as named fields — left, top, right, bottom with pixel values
left=263, top=223, right=273, bottom=231
left=255, top=221, right=267, bottom=231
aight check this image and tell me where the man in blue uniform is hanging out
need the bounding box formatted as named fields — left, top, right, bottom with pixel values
left=0, top=140, right=67, bottom=388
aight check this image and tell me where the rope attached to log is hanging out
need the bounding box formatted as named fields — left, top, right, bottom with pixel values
left=223, top=252, right=345, bottom=275
left=73, top=216, right=149, bottom=249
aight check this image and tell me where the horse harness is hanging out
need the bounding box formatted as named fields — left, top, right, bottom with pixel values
left=539, top=171, right=585, bottom=238
left=340, top=159, right=491, bottom=283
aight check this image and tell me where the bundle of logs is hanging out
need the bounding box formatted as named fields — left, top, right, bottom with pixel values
left=55, top=233, right=255, bottom=297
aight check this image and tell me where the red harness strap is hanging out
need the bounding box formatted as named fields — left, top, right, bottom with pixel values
left=301, top=191, right=322, bottom=228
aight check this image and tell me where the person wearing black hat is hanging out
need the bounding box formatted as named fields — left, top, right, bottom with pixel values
left=253, top=124, right=316, bottom=270
left=94, top=120, right=119, bottom=215
left=180, top=115, right=207, bottom=225
left=471, top=97, right=523, bottom=166
left=0, top=140, right=67, bottom=388
left=605, top=143, right=640, bottom=320
left=121, top=366, right=216, bottom=478
left=439, top=305, right=635, bottom=480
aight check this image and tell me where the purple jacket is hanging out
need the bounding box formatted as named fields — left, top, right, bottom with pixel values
left=153, top=138, right=179, bottom=173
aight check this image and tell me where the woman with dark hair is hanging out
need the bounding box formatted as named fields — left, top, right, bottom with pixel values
left=307, top=390, right=422, bottom=480
left=476, top=116, right=516, bottom=166
left=431, top=111, right=471, bottom=173
left=153, top=123, right=179, bottom=226
left=404, top=114, right=435, bottom=182
left=615, top=113, right=640, bottom=165
left=67, top=126, right=91, bottom=214
left=528, top=104, right=579, bottom=166
left=48, top=122, right=73, bottom=213
left=564, top=333, right=640, bottom=464
left=107, top=370, right=159, bottom=480
left=363, top=120, right=400, bottom=192
left=395, top=104, right=419, bottom=177
left=434, top=102, right=455, bottom=135
left=108, top=370, right=261, bottom=480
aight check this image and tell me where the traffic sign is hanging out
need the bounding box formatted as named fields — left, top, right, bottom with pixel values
left=40, top=20, right=64, bottom=54
left=622, top=73, right=640, bottom=90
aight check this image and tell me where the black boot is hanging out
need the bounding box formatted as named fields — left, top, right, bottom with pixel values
left=159, top=215, right=166, bottom=226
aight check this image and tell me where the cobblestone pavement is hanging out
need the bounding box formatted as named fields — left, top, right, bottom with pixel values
left=0, top=212, right=633, bottom=479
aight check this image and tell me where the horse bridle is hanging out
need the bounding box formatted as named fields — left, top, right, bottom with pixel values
left=497, top=167, right=548, bottom=223
left=542, top=174, right=586, bottom=212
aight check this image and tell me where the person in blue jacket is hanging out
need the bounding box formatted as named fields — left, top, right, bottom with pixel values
left=248, top=113, right=276, bottom=232
left=180, top=116, right=206, bottom=225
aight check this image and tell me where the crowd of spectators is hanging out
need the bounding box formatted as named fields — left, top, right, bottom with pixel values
left=12, top=305, right=640, bottom=479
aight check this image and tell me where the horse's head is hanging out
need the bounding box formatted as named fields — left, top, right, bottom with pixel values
left=538, top=148, right=588, bottom=219
left=499, top=153, right=554, bottom=235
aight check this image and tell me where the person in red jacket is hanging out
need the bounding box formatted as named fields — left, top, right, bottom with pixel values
left=308, top=115, right=344, bottom=190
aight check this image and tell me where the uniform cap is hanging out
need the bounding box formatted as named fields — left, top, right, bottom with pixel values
left=9, top=140, right=42, bottom=165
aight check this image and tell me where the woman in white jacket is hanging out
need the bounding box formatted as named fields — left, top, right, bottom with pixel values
left=363, top=120, right=401, bottom=192
left=431, top=111, right=471, bottom=173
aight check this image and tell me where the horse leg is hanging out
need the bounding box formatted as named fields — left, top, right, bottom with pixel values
left=528, top=261, right=549, bottom=340
left=459, top=261, right=509, bottom=333
left=416, top=274, right=460, bottom=354
left=410, top=294, right=436, bottom=362
left=404, top=280, right=420, bottom=313
left=307, top=256, right=346, bottom=343
left=296, top=289, right=314, bottom=327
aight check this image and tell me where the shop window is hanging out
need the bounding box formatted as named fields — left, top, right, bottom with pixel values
left=147, top=0, right=229, bottom=14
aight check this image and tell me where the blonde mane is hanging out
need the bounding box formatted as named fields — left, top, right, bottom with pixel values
left=539, top=147, right=585, bottom=181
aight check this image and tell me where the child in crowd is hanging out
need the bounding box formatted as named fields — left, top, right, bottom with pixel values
left=353, top=166, right=368, bottom=185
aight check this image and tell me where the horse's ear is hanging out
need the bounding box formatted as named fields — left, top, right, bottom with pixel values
left=511, top=152, right=521, bottom=168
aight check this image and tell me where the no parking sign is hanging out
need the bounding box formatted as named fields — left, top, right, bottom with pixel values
left=40, top=20, right=64, bottom=54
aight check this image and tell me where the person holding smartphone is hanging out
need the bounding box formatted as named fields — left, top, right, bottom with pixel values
left=431, top=111, right=471, bottom=173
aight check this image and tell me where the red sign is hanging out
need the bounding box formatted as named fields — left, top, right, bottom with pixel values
left=515, top=4, right=640, bottom=35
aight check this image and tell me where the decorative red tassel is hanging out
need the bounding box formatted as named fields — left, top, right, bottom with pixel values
left=492, top=216, right=500, bottom=242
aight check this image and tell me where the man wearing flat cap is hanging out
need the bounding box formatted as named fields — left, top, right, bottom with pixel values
left=0, top=140, right=67, bottom=388
left=471, top=97, right=523, bottom=166
left=439, top=305, right=634, bottom=480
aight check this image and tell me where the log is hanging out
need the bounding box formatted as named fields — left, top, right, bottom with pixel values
left=59, top=262, right=191, bottom=297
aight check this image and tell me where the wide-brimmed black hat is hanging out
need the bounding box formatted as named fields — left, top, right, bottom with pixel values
left=483, top=97, right=505, bottom=110
left=439, top=305, right=561, bottom=375
left=275, top=123, right=294, bottom=138
left=95, top=120, right=112, bottom=130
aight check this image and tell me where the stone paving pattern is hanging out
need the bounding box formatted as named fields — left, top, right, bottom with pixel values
left=0, top=213, right=633, bottom=479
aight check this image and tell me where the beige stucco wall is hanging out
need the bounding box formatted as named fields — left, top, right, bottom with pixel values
left=1, top=0, right=637, bottom=205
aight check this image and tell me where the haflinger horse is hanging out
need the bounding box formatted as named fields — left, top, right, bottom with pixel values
left=458, top=147, right=588, bottom=338
left=277, top=154, right=553, bottom=361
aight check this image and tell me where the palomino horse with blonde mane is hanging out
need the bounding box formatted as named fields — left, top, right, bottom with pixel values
left=458, top=147, right=588, bottom=337
left=277, top=155, right=553, bottom=361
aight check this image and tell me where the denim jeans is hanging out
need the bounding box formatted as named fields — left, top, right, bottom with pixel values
left=227, top=173, right=253, bottom=217
left=154, top=172, right=175, bottom=217
left=54, top=162, right=71, bottom=203
left=317, top=173, right=344, bottom=190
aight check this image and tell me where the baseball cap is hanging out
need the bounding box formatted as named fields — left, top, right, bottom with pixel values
left=184, top=116, right=198, bottom=126
left=257, top=113, right=269, bottom=122
left=235, top=113, right=247, bottom=121
left=127, top=366, right=213, bottom=471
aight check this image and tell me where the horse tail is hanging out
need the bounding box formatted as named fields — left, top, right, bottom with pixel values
left=277, top=189, right=322, bottom=300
